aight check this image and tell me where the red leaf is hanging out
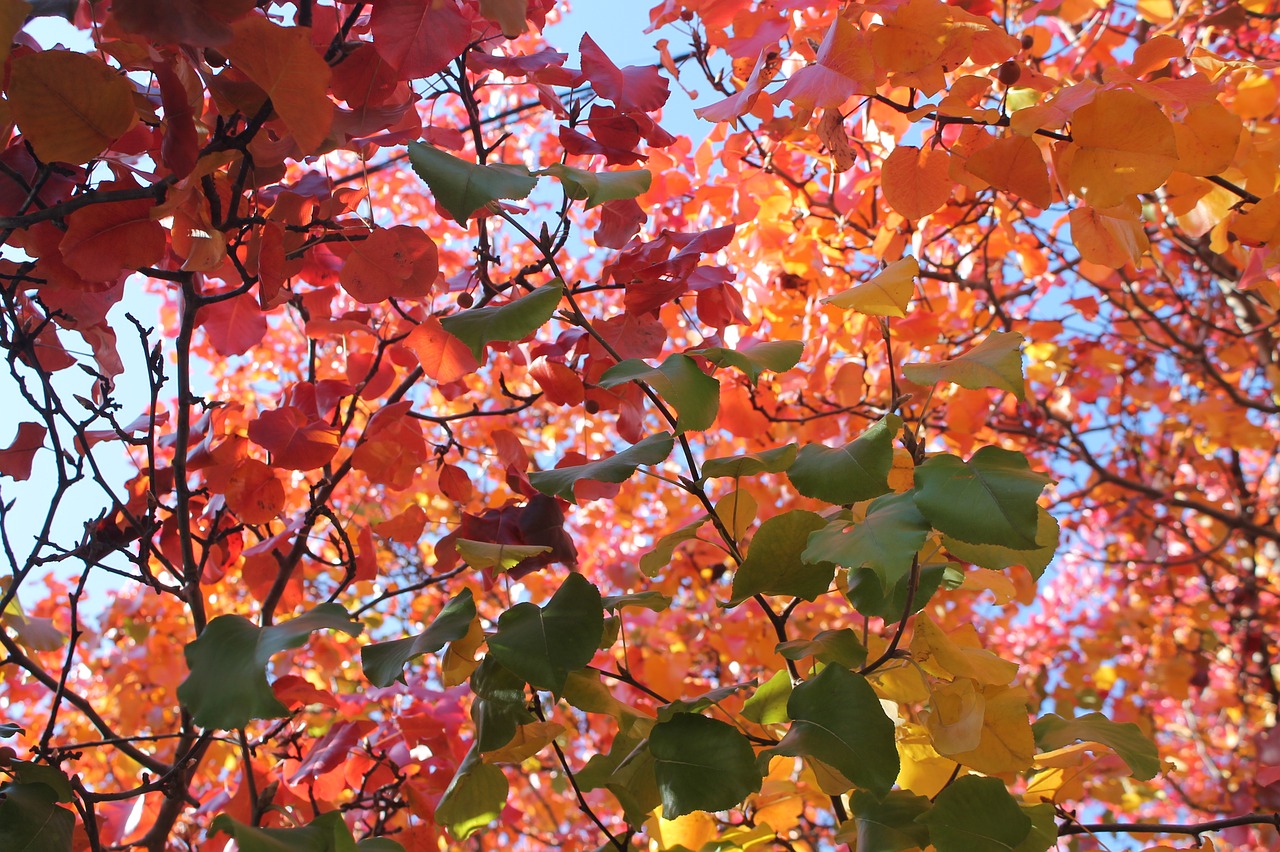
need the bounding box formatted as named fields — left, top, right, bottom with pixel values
left=291, top=720, right=376, bottom=782
left=111, top=0, right=257, bottom=47
left=773, top=16, right=880, bottom=109
left=371, top=0, right=475, bottom=80
left=594, top=198, right=646, bottom=249
left=339, top=225, right=439, bottom=303
left=59, top=189, right=165, bottom=283
left=199, top=289, right=268, bottom=356
left=373, top=504, right=428, bottom=544
left=248, top=405, right=340, bottom=471
left=403, top=316, right=478, bottom=383
left=438, top=463, right=473, bottom=502
left=0, top=422, right=46, bottom=480
left=529, top=356, right=585, bottom=406
left=224, top=458, right=286, bottom=524
left=273, top=675, right=340, bottom=711
left=352, top=402, right=427, bottom=490
left=580, top=33, right=670, bottom=113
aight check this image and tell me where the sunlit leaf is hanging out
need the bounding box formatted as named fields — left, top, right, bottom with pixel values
left=777, top=628, right=867, bottom=669
left=913, top=447, right=1049, bottom=549
left=8, top=50, right=134, bottom=164
left=693, top=339, right=805, bottom=384
left=540, top=164, right=652, bottom=208
left=599, top=354, right=720, bottom=432
left=1032, top=712, right=1160, bottom=780
left=804, top=491, right=931, bottom=591
left=361, top=589, right=476, bottom=688
left=903, top=331, right=1026, bottom=400
left=728, top=509, right=835, bottom=606
left=530, top=432, right=675, bottom=503
left=408, top=142, right=538, bottom=222
left=823, top=257, right=919, bottom=317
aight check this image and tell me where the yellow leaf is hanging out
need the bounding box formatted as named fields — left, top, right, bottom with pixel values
left=911, top=614, right=1019, bottom=685
left=481, top=721, right=563, bottom=764
left=440, top=615, right=484, bottom=687
left=946, top=683, right=1036, bottom=774
left=1231, top=193, right=1280, bottom=248
left=649, top=809, right=719, bottom=851
left=896, top=722, right=957, bottom=798
left=715, top=487, right=758, bottom=541
left=927, top=677, right=986, bottom=754
left=1066, top=90, right=1178, bottom=207
left=8, top=50, right=136, bottom=164
left=822, top=256, right=919, bottom=317
left=1070, top=204, right=1150, bottom=268
left=1174, top=102, right=1242, bottom=176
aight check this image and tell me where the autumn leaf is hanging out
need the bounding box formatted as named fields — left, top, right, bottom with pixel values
left=372, top=0, right=474, bottom=80
left=403, top=316, right=479, bottom=383
left=773, top=16, right=879, bottom=108
left=248, top=405, right=341, bottom=471
left=58, top=192, right=166, bottom=283
left=882, top=145, right=953, bottom=220
left=0, top=422, right=45, bottom=481
left=823, top=256, right=919, bottom=317
left=339, top=226, right=439, bottom=304
left=965, top=134, right=1054, bottom=209
left=361, top=589, right=476, bottom=687
left=1065, top=89, right=1178, bottom=208
left=7, top=50, right=135, bottom=164
left=903, top=331, right=1026, bottom=400
left=224, top=458, right=285, bottom=524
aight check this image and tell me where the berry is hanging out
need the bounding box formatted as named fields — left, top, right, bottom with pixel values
left=997, top=60, right=1022, bottom=86
left=1021, top=34, right=1035, bottom=50
left=457, top=292, right=474, bottom=308
left=584, top=399, right=600, bottom=415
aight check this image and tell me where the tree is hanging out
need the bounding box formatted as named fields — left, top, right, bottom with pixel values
left=0, top=0, right=1278, bottom=849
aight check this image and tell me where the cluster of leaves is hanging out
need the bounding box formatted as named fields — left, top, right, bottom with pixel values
left=1, top=0, right=1280, bottom=851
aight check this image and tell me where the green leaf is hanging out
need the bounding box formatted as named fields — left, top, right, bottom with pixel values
left=913, top=447, right=1049, bottom=549
left=943, top=507, right=1059, bottom=580
left=408, top=142, right=538, bottom=223
left=728, top=509, right=835, bottom=606
left=639, top=516, right=706, bottom=577
left=210, top=811, right=375, bottom=852
left=803, top=491, right=930, bottom=590
left=763, top=664, right=899, bottom=795
left=777, top=628, right=868, bottom=669
left=701, top=444, right=798, bottom=481
left=470, top=656, right=532, bottom=752
left=601, top=591, right=673, bottom=612
left=439, top=281, right=562, bottom=361
left=0, top=782, right=75, bottom=852
left=455, top=540, right=551, bottom=571
left=786, top=415, right=900, bottom=505
left=11, top=762, right=73, bottom=801
left=657, top=681, right=756, bottom=722
left=916, top=775, right=1031, bottom=852
left=1032, top=712, right=1160, bottom=780
left=649, top=713, right=763, bottom=818
left=487, top=572, right=603, bottom=696
left=741, top=669, right=792, bottom=725
left=539, top=164, right=651, bottom=208
left=1014, top=803, right=1058, bottom=852
left=846, top=563, right=948, bottom=622
left=0, top=723, right=23, bottom=737
left=435, top=748, right=509, bottom=841
left=599, top=354, right=720, bottom=432
left=844, top=789, right=933, bottom=852
left=361, top=589, right=476, bottom=688
left=903, top=331, right=1026, bottom=400
left=530, top=432, right=675, bottom=503
left=178, top=604, right=362, bottom=730
left=577, top=714, right=659, bottom=825
left=693, top=340, right=804, bottom=384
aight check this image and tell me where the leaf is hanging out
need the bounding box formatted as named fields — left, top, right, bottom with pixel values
left=903, top=331, right=1026, bottom=400
left=772, top=16, right=879, bottom=108
left=822, top=257, right=919, bottom=317
left=435, top=751, right=509, bottom=841
left=601, top=591, right=673, bottom=612
left=371, top=0, right=471, bottom=79
left=786, top=415, right=901, bottom=505
left=339, top=226, right=439, bottom=304
left=916, top=775, right=1031, bottom=852
left=222, top=15, right=333, bottom=153
left=0, top=782, right=75, bottom=852
left=59, top=193, right=166, bottom=283
left=0, top=422, right=45, bottom=481
left=487, top=572, right=603, bottom=696
left=210, top=811, right=399, bottom=852
left=1032, top=712, right=1161, bottom=780
left=943, top=507, right=1059, bottom=579
left=439, top=282, right=562, bottom=361
left=965, top=134, right=1054, bottom=209
left=701, top=444, right=798, bottom=481
left=846, top=789, right=933, bottom=852
left=846, top=563, right=948, bottom=622
left=248, top=405, right=341, bottom=471
left=1173, top=101, right=1242, bottom=177
left=803, top=491, right=931, bottom=591
left=530, top=432, right=675, bottom=503
left=110, top=0, right=257, bottom=47
left=913, top=447, right=1050, bottom=549
left=455, top=540, right=551, bottom=571
left=912, top=614, right=1020, bottom=685
left=8, top=49, right=135, bottom=164
left=599, top=354, right=720, bottom=432
left=225, top=458, right=286, bottom=524
left=649, top=713, right=763, bottom=818
left=178, top=604, right=363, bottom=729
left=693, top=340, right=805, bottom=384
left=741, top=669, right=792, bottom=725
left=943, top=683, right=1036, bottom=775
left=470, top=656, right=532, bottom=752
left=403, top=316, right=479, bottom=383
left=728, top=509, right=835, bottom=606
left=540, top=164, right=652, bottom=208
left=1069, top=204, right=1150, bottom=268
left=1013, top=803, right=1058, bottom=852
left=640, top=515, right=706, bottom=577
left=199, top=289, right=269, bottom=356
left=0, top=722, right=23, bottom=738
left=361, top=589, right=476, bottom=688
left=777, top=628, right=868, bottom=669
left=1066, top=89, right=1178, bottom=208
left=657, top=681, right=756, bottom=722
left=882, top=145, right=953, bottom=220
left=408, top=142, right=538, bottom=223
left=0, top=0, right=28, bottom=69
left=763, top=664, right=899, bottom=795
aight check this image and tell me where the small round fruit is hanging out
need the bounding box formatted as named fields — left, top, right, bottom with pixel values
left=997, top=60, right=1022, bottom=86
left=679, top=9, right=694, bottom=21
left=457, top=292, right=474, bottom=308
left=1021, top=33, right=1035, bottom=50
left=584, top=399, right=600, bottom=415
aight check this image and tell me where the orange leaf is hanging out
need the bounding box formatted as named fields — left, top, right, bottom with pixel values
left=224, top=458, right=286, bottom=524
left=1173, top=101, right=1242, bottom=177
left=373, top=504, right=428, bottom=544
left=7, top=50, right=136, bottom=164
left=1232, top=193, right=1280, bottom=247
left=529, top=356, right=585, bottom=406
left=339, top=225, right=440, bottom=304
left=59, top=190, right=165, bottom=283
left=247, top=405, right=340, bottom=471
left=404, top=316, right=478, bottom=384
left=351, top=400, right=426, bottom=490
left=882, top=145, right=953, bottom=220
left=772, top=16, right=879, bottom=108
left=438, top=463, right=474, bottom=502
left=0, top=422, right=45, bottom=480
left=1069, top=205, right=1150, bottom=268
left=965, top=134, right=1053, bottom=209
left=1066, top=89, right=1177, bottom=208
left=221, top=15, right=333, bottom=153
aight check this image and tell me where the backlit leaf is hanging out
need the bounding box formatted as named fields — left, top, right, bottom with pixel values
left=882, top=145, right=953, bottom=220
left=965, top=134, right=1053, bottom=209
left=439, top=281, right=562, bottom=361
left=178, top=604, right=362, bottom=729
left=530, top=432, right=674, bottom=503
left=541, top=164, right=652, bottom=208
left=59, top=193, right=166, bottom=283
left=339, top=226, right=439, bottom=304
left=787, top=415, right=901, bottom=505
left=0, top=422, right=45, bottom=481
left=361, top=589, right=476, bottom=688
left=600, top=354, right=720, bottom=432
left=903, top=331, right=1025, bottom=400
left=403, top=316, right=479, bottom=383
left=210, top=811, right=402, bottom=852
left=435, top=749, right=509, bottom=842
left=8, top=50, right=135, bottom=164
left=1032, top=712, right=1160, bottom=780
left=777, top=628, right=868, bottom=669
left=728, top=509, right=835, bottom=606
left=913, top=447, right=1049, bottom=549
left=943, top=506, right=1059, bottom=579
left=640, top=515, right=706, bottom=577
left=408, top=142, right=538, bottom=223
left=693, top=339, right=804, bottom=384
left=741, top=670, right=792, bottom=725
left=823, top=257, right=919, bottom=317
left=649, top=713, right=763, bottom=818
left=1066, top=89, right=1177, bottom=208
left=701, top=444, right=798, bottom=480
